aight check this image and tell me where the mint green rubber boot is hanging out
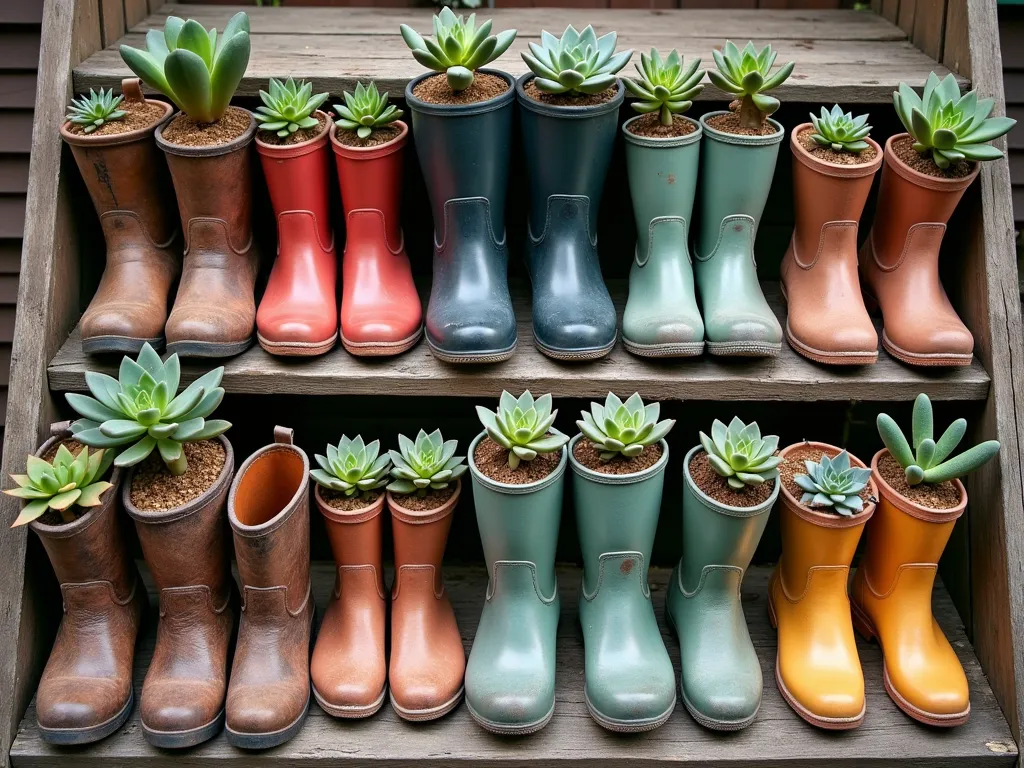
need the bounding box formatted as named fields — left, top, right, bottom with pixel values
left=694, top=112, right=784, bottom=357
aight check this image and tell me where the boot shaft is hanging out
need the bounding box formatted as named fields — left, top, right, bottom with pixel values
left=316, top=488, right=385, bottom=571
left=388, top=485, right=458, bottom=570
left=331, top=121, right=407, bottom=248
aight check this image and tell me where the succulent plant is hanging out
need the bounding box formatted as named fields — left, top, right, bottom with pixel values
left=877, top=393, right=999, bottom=486
left=894, top=72, right=1016, bottom=170
left=65, top=88, right=127, bottom=134
left=6, top=445, right=115, bottom=527
left=333, top=82, right=403, bottom=139
left=387, top=429, right=467, bottom=496
left=576, top=392, right=675, bottom=461
left=311, top=435, right=391, bottom=497
left=254, top=77, right=328, bottom=138
left=808, top=104, right=872, bottom=153
left=793, top=450, right=871, bottom=516
left=65, top=344, right=230, bottom=477
left=400, top=8, right=516, bottom=92
left=708, top=41, right=794, bottom=129
left=623, top=49, right=703, bottom=126
left=120, top=12, right=251, bottom=124
left=522, top=25, right=632, bottom=96
left=699, top=417, right=781, bottom=490
left=476, top=391, right=569, bottom=470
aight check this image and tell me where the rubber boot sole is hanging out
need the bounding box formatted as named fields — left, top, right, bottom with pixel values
left=584, top=686, right=675, bottom=733
left=342, top=326, right=423, bottom=357
left=706, top=339, right=781, bottom=358
left=38, top=689, right=135, bottom=745
left=313, top=684, right=387, bottom=719
left=390, top=686, right=463, bottom=722
left=258, top=332, right=337, bottom=357
left=860, top=289, right=972, bottom=368
left=225, top=694, right=310, bottom=750
left=426, top=336, right=516, bottom=364
left=622, top=337, right=704, bottom=358
left=142, top=710, right=225, bottom=749
left=778, top=282, right=878, bottom=366
left=81, top=335, right=165, bottom=356
left=166, top=337, right=254, bottom=359
left=534, top=335, right=616, bottom=362
left=466, top=697, right=554, bottom=735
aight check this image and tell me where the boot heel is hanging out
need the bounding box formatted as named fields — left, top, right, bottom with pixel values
left=850, top=600, right=876, bottom=642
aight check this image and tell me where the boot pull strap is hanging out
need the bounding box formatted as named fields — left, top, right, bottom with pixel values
left=274, top=426, right=294, bottom=445
left=49, top=421, right=71, bottom=437
left=122, top=78, right=145, bottom=104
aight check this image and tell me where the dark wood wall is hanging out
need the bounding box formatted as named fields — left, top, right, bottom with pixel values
left=999, top=4, right=1024, bottom=225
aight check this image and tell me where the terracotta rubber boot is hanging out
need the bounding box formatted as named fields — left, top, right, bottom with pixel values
left=387, top=483, right=465, bottom=721
left=60, top=79, right=179, bottom=355
left=859, top=134, right=979, bottom=367
left=781, top=125, right=882, bottom=365
left=125, top=434, right=237, bottom=749
left=157, top=107, right=260, bottom=358
left=255, top=111, right=338, bottom=356
left=310, top=486, right=387, bottom=717
left=851, top=449, right=970, bottom=727
left=331, top=121, right=422, bottom=356
left=32, top=424, right=146, bottom=745
left=226, top=427, right=314, bottom=748
left=768, top=442, right=876, bottom=730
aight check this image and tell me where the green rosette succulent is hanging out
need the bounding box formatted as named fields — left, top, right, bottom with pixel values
left=311, top=435, right=391, bottom=498
left=577, top=392, right=675, bottom=461
left=877, top=393, right=999, bottom=486
left=624, top=49, right=703, bottom=126
left=65, top=88, right=126, bottom=134
left=65, top=344, right=231, bottom=477
left=6, top=446, right=115, bottom=527
left=808, top=105, right=872, bottom=153
left=793, top=450, right=871, bottom=516
left=699, top=417, right=781, bottom=490
left=254, top=77, right=328, bottom=137
left=388, top=429, right=467, bottom=497
left=708, top=40, right=794, bottom=129
left=522, top=25, right=632, bottom=96
left=333, top=82, right=402, bottom=139
left=476, top=391, right=568, bottom=470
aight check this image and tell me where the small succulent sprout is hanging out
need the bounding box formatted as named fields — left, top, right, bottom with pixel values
left=624, top=49, right=704, bottom=126
left=254, top=77, right=328, bottom=138
left=793, top=451, right=872, bottom=516
left=699, top=417, right=781, bottom=490
left=66, top=343, right=231, bottom=477
left=334, top=82, right=403, bottom=139
left=708, top=41, right=794, bottom=130
left=894, top=72, right=1016, bottom=170
left=476, top=391, right=569, bottom=470
left=120, top=12, right=251, bottom=124
left=522, top=25, right=633, bottom=96
left=311, top=435, right=391, bottom=498
left=577, top=392, right=675, bottom=461
left=400, top=8, right=516, bottom=92
left=6, top=446, right=115, bottom=527
left=809, top=105, right=872, bottom=153
left=387, top=429, right=468, bottom=497
left=877, top=393, right=999, bottom=486
left=65, top=88, right=127, bottom=134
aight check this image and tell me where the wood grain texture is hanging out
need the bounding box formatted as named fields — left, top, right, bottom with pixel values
left=0, top=0, right=44, bottom=24
left=0, top=75, right=38, bottom=110
left=881, top=0, right=900, bottom=24
left=943, top=0, right=971, bottom=78
left=0, top=32, right=42, bottom=71
left=98, top=0, right=125, bottom=48
left=911, top=0, right=946, bottom=61
left=896, top=0, right=916, bottom=37
left=0, top=113, right=35, bottom=154
left=0, top=159, right=30, bottom=196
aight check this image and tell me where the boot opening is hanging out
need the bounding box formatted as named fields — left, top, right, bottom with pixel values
left=235, top=449, right=305, bottom=526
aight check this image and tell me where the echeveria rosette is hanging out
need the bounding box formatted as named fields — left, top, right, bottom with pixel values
left=699, top=416, right=781, bottom=490
left=624, top=49, right=704, bottom=126
left=254, top=77, right=328, bottom=138
left=65, top=88, right=126, bottom=134
left=708, top=40, right=794, bottom=129
left=522, top=25, right=632, bottom=96
left=793, top=450, right=871, bottom=516
left=387, top=429, right=467, bottom=497
left=476, top=391, right=568, bottom=470
left=311, top=435, right=391, bottom=498
left=5, top=445, right=115, bottom=527
left=333, top=82, right=403, bottom=140
left=809, top=105, right=872, bottom=153
left=577, top=392, right=675, bottom=461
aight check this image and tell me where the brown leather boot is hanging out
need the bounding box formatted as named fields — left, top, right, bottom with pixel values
left=124, top=435, right=237, bottom=749
left=859, top=134, right=980, bottom=367
left=781, top=125, right=882, bottom=365
left=156, top=107, right=260, bottom=359
left=387, top=483, right=465, bottom=721
left=310, top=487, right=387, bottom=717
left=226, top=427, right=314, bottom=749
left=60, top=79, right=180, bottom=355
left=31, top=424, right=146, bottom=745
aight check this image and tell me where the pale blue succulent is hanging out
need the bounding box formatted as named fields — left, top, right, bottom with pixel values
left=793, top=450, right=871, bottom=516
left=522, top=25, right=632, bottom=95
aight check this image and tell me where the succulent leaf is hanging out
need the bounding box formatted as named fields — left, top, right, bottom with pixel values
left=624, top=48, right=703, bottom=126
left=6, top=445, right=114, bottom=527
left=310, top=435, right=392, bottom=497
left=387, top=429, right=466, bottom=497
left=522, top=25, right=631, bottom=96
left=808, top=104, right=872, bottom=153
left=710, top=40, right=793, bottom=129
left=476, top=391, right=568, bottom=469
left=793, top=450, right=871, bottom=516
left=401, top=9, right=516, bottom=92
left=576, top=392, right=674, bottom=461
left=64, top=88, right=127, bottom=134
left=699, top=417, right=780, bottom=489
left=333, top=81, right=402, bottom=139
left=254, top=77, right=328, bottom=138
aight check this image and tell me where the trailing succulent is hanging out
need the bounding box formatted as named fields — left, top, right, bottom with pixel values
left=65, top=88, right=126, bottom=134
left=700, top=417, right=781, bottom=490
left=877, top=393, right=999, bottom=486
left=388, top=430, right=467, bottom=497
left=624, top=49, right=704, bottom=126
left=577, top=392, right=675, bottom=461
left=311, top=435, right=391, bottom=498
left=6, top=446, right=115, bottom=527
left=522, top=25, right=632, bottom=96
left=334, top=82, right=403, bottom=139
left=808, top=105, right=872, bottom=153
left=708, top=41, right=794, bottom=130
left=120, top=12, right=251, bottom=124
left=476, top=391, right=568, bottom=470
left=66, top=344, right=230, bottom=477
left=793, top=450, right=871, bottom=516
left=254, top=77, right=328, bottom=138
left=400, top=8, right=516, bottom=92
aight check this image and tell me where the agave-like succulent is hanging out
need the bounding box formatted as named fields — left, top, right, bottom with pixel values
left=894, top=72, right=1016, bottom=169
left=793, top=450, right=871, bottom=516
left=120, top=12, right=251, bottom=124
left=333, top=82, right=403, bottom=139
left=576, top=392, right=675, bottom=461
left=311, top=435, right=391, bottom=497
left=699, top=417, right=781, bottom=490
left=65, top=344, right=231, bottom=477
left=387, top=429, right=467, bottom=497
left=5, top=445, right=115, bottom=527
left=808, top=104, right=872, bottom=153
left=522, top=25, right=632, bottom=96
left=400, top=8, right=516, bottom=92
left=254, top=77, right=328, bottom=138
left=877, top=393, right=999, bottom=486
left=65, top=88, right=127, bottom=134
left=624, top=49, right=704, bottom=126
left=476, top=391, right=569, bottom=470
left=708, top=41, right=794, bottom=129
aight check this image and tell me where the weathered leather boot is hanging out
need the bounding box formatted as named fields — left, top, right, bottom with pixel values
left=859, top=134, right=979, bottom=367
left=226, top=427, right=313, bottom=748
left=32, top=424, right=146, bottom=745
left=124, top=434, right=236, bottom=749
left=310, top=487, right=387, bottom=718
left=387, top=484, right=465, bottom=721
left=255, top=112, right=337, bottom=357
left=782, top=126, right=882, bottom=365
left=60, top=79, right=179, bottom=355
left=157, top=107, right=260, bottom=358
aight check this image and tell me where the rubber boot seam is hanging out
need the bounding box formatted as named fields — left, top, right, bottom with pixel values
left=676, top=563, right=743, bottom=600
left=528, top=195, right=595, bottom=247
left=581, top=551, right=650, bottom=602
left=61, top=576, right=140, bottom=609
left=859, top=562, right=937, bottom=600
left=435, top=197, right=505, bottom=252
left=486, top=560, right=557, bottom=604
left=636, top=216, right=688, bottom=268
left=792, top=220, right=858, bottom=270
left=241, top=580, right=312, bottom=617
left=392, top=564, right=444, bottom=600
left=870, top=222, right=945, bottom=273
left=335, top=564, right=386, bottom=601
left=100, top=210, right=180, bottom=250
left=696, top=214, right=755, bottom=264
left=347, top=208, right=403, bottom=255
left=158, top=584, right=232, bottom=617
left=776, top=564, right=852, bottom=604
left=277, top=209, right=335, bottom=253
left=183, top=217, right=254, bottom=256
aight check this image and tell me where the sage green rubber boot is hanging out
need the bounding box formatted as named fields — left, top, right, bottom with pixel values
left=694, top=112, right=784, bottom=357
left=666, top=444, right=778, bottom=730
left=622, top=115, right=704, bottom=357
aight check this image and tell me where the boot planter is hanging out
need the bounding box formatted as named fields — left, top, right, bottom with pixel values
left=782, top=124, right=882, bottom=365
left=768, top=441, right=877, bottom=730
left=61, top=79, right=180, bottom=355
left=255, top=110, right=338, bottom=357
left=407, top=69, right=517, bottom=364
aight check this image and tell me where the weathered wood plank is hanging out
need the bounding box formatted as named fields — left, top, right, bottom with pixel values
left=0, top=197, right=26, bottom=240
left=943, top=0, right=971, bottom=78
left=911, top=0, right=946, bottom=61
left=99, top=0, right=125, bottom=49
left=0, top=0, right=44, bottom=25
left=123, top=0, right=148, bottom=28
left=0, top=159, right=30, bottom=196
left=0, top=75, right=38, bottom=110
left=0, top=32, right=42, bottom=71
left=0, top=114, right=35, bottom=155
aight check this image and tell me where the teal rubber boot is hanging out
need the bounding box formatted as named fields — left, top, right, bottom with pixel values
left=622, top=115, right=704, bottom=357
left=694, top=112, right=784, bottom=357
left=666, top=444, right=778, bottom=730
left=465, top=432, right=567, bottom=735
left=569, top=435, right=676, bottom=732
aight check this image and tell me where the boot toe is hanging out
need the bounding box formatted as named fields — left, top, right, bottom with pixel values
left=624, top=314, right=704, bottom=347
left=391, top=678, right=462, bottom=714
left=789, top=316, right=878, bottom=355
left=37, top=678, right=130, bottom=731
left=784, top=670, right=864, bottom=721
left=258, top=306, right=337, bottom=345
left=706, top=313, right=783, bottom=345
left=141, top=682, right=223, bottom=733
left=428, top=321, right=516, bottom=355
left=587, top=674, right=676, bottom=724
left=466, top=663, right=554, bottom=728
left=343, top=312, right=422, bottom=345
left=314, top=675, right=384, bottom=710
left=82, top=305, right=165, bottom=343
left=535, top=318, right=616, bottom=354
left=166, top=308, right=254, bottom=345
